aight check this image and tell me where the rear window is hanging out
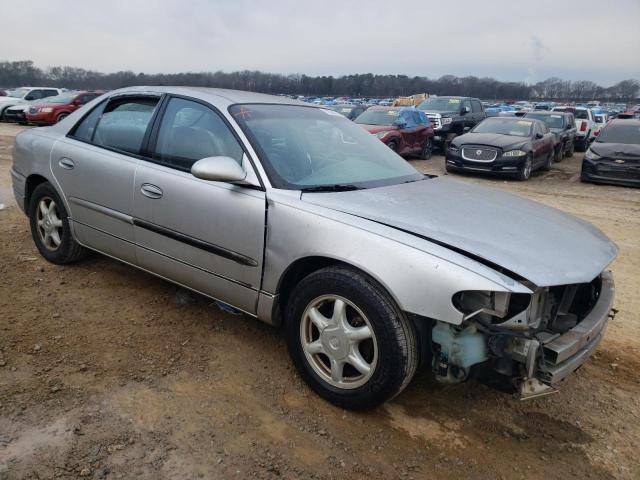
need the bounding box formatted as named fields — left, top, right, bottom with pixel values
left=596, top=124, right=640, bottom=144
left=526, top=113, right=565, bottom=128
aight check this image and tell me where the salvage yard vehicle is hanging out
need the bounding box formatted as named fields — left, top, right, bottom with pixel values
left=581, top=118, right=640, bottom=187
left=524, top=111, right=577, bottom=160
left=354, top=106, right=434, bottom=159
left=25, top=91, right=103, bottom=125
left=551, top=106, right=595, bottom=151
left=326, top=104, right=368, bottom=120
left=0, top=87, right=62, bottom=121
left=11, top=87, right=618, bottom=409
left=445, top=116, right=556, bottom=180
left=416, top=96, right=486, bottom=150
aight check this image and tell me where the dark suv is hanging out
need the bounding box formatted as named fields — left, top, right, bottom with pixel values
left=417, top=96, right=486, bottom=149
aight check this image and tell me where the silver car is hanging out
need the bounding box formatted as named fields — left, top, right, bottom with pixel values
left=11, top=87, right=618, bottom=409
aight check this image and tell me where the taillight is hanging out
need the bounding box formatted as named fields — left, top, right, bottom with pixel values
left=594, top=130, right=600, bottom=136
left=580, top=121, right=587, bottom=132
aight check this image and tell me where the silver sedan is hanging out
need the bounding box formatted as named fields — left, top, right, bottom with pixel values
left=11, top=87, right=618, bottom=409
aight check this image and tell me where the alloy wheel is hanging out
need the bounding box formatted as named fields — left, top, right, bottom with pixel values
left=36, top=197, right=63, bottom=251
left=300, top=295, right=378, bottom=389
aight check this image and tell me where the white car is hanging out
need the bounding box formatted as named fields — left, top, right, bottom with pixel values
left=0, top=87, right=62, bottom=121
left=551, top=106, right=596, bottom=151
left=591, top=113, right=609, bottom=140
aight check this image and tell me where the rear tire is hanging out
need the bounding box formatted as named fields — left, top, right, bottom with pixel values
left=285, top=266, right=418, bottom=410
left=566, top=141, right=575, bottom=158
left=28, top=182, right=87, bottom=265
left=420, top=138, right=433, bottom=160
left=542, top=150, right=554, bottom=171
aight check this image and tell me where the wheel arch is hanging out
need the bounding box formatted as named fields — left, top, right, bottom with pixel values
left=275, top=255, right=405, bottom=326
left=24, top=174, right=50, bottom=213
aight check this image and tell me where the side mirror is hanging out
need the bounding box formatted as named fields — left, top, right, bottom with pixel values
left=535, top=133, right=544, bottom=139
left=463, top=126, right=471, bottom=133
left=191, top=156, right=247, bottom=183
left=393, top=120, right=407, bottom=129
left=461, top=106, right=471, bottom=114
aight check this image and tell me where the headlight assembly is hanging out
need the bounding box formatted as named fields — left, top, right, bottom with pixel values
left=452, top=290, right=532, bottom=329
left=503, top=150, right=527, bottom=157
left=375, top=131, right=389, bottom=139
left=584, top=149, right=600, bottom=161
left=41, top=107, right=53, bottom=113
left=441, top=117, right=453, bottom=125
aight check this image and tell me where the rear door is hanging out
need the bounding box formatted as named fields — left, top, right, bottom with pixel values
left=51, top=94, right=161, bottom=263
left=132, top=96, right=266, bottom=314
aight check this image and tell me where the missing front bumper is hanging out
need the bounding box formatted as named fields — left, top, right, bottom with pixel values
left=537, top=270, right=615, bottom=385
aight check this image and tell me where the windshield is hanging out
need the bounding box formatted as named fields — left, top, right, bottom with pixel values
left=526, top=113, right=565, bottom=128
left=229, top=104, right=423, bottom=190
left=472, top=118, right=533, bottom=137
left=596, top=124, right=640, bottom=144
left=354, top=108, right=400, bottom=126
left=417, top=97, right=461, bottom=112
left=44, top=93, right=75, bottom=104
left=7, top=88, right=30, bottom=99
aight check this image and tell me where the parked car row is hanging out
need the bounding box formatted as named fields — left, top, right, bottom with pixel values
left=0, top=87, right=103, bottom=125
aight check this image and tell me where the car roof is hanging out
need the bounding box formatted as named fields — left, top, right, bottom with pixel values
left=107, top=86, right=308, bottom=108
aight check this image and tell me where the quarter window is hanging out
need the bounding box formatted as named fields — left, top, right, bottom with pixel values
left=92, top=97, right=159, bottom=154
left=153, top=97, right=243, bottom=171
left=70, top=100, right=106, bottom=142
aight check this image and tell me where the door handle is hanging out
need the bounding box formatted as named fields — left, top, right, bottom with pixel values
left=58, top=158, right=75, bottom=170
left=140, top=183, right=163, bottom=199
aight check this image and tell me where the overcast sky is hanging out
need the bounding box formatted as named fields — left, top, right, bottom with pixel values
left=1, top=0, right=638, bottom=85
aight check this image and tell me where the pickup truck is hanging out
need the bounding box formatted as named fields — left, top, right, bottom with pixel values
left=417, top=96, right=486, bottom=150
left=551, top=106, right=595, bottom=151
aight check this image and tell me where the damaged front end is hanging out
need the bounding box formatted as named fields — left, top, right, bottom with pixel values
left=430, top=271, right=615, bottom=399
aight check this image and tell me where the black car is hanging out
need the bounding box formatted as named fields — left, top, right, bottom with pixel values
left=445, top=117, right=556, bottom=180
left=581, top=119, right=640, bottom=187
left=525, top=111, right=577, bottom=161
left=327, top=104, right=369, bottom=120
left=417, top=96, right=486, bottom=150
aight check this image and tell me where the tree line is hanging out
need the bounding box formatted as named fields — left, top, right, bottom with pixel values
left=1, top=60, right=638, bottom=101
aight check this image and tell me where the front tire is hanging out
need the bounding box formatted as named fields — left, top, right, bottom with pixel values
left=518, top=154, right=533, bottom=181
left=285, top=266, right=418, bottom=410
left=56, top=112, right=69, bottom=123
left=28, top=182, right=87, bottom=264
left=386, top=140, right=398, bottom=152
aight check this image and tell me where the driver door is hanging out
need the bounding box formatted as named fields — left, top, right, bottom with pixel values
left=132, top=96, right=266, bottom=314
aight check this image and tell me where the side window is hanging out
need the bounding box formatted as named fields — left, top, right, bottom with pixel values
left=153, top=97, right=243, bottom=171
left=471, top=100, right=482, bottom=113
left=93, top=97, right=159, bottom=154
left=24, top=90, right=43, bottom=101
left=69, top=101, right=107, bottom=142
left=43, top=90, right=59, bottom=98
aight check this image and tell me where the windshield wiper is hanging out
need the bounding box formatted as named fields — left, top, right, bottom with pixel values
left=299, top=184, right=363, bottom=192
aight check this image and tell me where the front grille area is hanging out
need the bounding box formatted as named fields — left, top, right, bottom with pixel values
left=427, top=115, right=441, bottom=129
left=462, top=147, right=498, bottom=162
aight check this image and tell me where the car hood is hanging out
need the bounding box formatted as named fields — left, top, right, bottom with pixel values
left=301, top=178, right=617, bottom=286
left=590, top=142, right=640, bottom=159
left=452, top=133, right=528, bottom=149
left=359, top=124, right=397, bottom=134
left=419, top=110, right=457, bottom=116
left=0, top=97, right=24, bottom=104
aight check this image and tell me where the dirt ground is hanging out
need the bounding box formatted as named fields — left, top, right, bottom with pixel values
left=1, top=123, right=639, bottom=480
